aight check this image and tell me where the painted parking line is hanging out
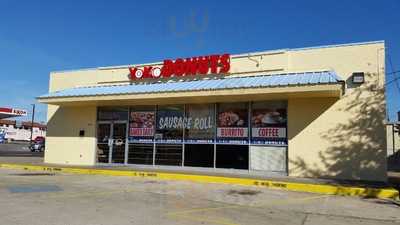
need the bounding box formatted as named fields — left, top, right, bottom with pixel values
left=166, top=195, right=329, bottom=225
left=8, top=184, right=62, bottom=193
left=46, top=187, right=152, bottom=199
left=166, top=194, right=328, bottom=217
left=0, top=163, right=398, bottom=200
left=172, top=213, right=240, bottom=225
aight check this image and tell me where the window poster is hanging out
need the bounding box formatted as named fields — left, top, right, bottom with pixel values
left=156, top=105, right=184, bottom=143
left=251, top=101, right=287, bottom=145
left=184, top=104, right=214, bottom=143
left=217, top=103, right=248, bottom=144
left=129, top=107, right=155, bottom=142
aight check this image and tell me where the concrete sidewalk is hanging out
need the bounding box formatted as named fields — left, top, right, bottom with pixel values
left=0, top=162, right=398, bottom=200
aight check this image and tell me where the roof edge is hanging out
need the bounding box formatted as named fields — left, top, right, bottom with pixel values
left=290, top=40, right=384, bottom=52
left=37, top=70, right=342, bottom=100
left=45, top=70, right=340, bottom=91
left=50, top=40, right=384, bottom=74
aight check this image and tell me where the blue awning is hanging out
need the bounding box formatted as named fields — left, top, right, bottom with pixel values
left=38, top=71, right=343, bottom=99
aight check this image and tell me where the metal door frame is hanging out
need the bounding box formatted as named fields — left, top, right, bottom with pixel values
left=110, top=121, right=128, bottom=164
left=97, top=120, right=128, bottom=164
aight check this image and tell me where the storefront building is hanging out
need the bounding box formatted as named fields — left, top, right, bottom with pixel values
left=38, top=41, right=387, bottom=182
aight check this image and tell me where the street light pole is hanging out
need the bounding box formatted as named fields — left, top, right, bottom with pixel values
left=30, top=104, right=35, bottom=143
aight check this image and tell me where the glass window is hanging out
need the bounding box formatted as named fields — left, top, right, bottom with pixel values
left=216, top=145, right=249, bottom=170
left=128, top=143, right=154, bottom=165
left=156, top=105, right=184, bottom=142
left=97, top=123, right=111, bottom=163
left=129, top=106, right=155, bottom=142
left=155, top=144, right=182, bottom=166
left=98, top=107, right=129, bottom=121
left=184, top=104, right=215, bottom=143
left=251, top=101, right=287, bottom=145
left=184, top=144, right=214, bottom=168
left=217, top=102, right=248, bottom=144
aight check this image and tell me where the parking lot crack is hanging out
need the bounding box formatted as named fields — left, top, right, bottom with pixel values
left=301, top=213, right=308, bottom=225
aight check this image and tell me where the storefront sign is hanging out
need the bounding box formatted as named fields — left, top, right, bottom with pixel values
left=129, top=54, right=230, bottom=80
left=12, top=109, right=27, bottom=116
left=0, top=107, right=27, bottom=116
left=252, top=127, right=286, bottom=138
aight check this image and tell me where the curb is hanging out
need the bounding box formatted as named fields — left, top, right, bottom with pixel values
left=1, top=163, right=398, bottom=200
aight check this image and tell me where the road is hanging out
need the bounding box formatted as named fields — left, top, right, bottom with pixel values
left=0, top=142, right=43, bottom=163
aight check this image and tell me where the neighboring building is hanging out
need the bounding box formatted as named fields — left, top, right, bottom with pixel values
left=387, top=121, right=400, bottom=172
left=0, top=120, right=46, bottom=141
left=0, top=107, right=30, bottom=142
left=0, top=107, right=27, bottom=119
left=387, top=123, right=400, bottom=156
left=38, top=41, right=387, bottom=182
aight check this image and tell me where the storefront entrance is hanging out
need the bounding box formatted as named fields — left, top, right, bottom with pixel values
left=97, top=122, right=128, bottom=164
left=95, top=102, right=288, bottom=175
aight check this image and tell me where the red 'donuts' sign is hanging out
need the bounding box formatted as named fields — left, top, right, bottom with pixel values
left=129, top=54, right=230, bottom=80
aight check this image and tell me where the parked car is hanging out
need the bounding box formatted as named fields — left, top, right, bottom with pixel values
left=0, top=129, right=5, bottom=144
left=30, top=136, right=45, bottom=152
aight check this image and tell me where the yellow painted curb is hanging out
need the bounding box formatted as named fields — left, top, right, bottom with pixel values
left=1, top=163, right=398, bottom=200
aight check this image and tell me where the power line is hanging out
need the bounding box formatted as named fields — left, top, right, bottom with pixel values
left=387, top=53, right=400, bottom=94
left=387, top=70, right=400, bottom=75
left=386, top=76, right=400, bottom=86
left=386, top=51, right=400, bottom=122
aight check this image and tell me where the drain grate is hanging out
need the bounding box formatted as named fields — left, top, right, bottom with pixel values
left=11, top=173, right=56, bottom=176
left=8, top=185, right=62, bottom=193
left=227, top=189, right=261, bottom=196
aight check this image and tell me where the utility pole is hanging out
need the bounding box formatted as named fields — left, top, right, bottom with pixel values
left=30, top=104, right=35, bottom=143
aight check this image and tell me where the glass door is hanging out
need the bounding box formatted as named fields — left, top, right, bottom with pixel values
left=97, top=123, right=112, bottom=163
left=97, top=122, right=127, bottom=164
left=111, top=122, right=127, bottom=164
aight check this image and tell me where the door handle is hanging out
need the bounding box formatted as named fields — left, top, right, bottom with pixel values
left=108, top=139, right=113, bottom=147
left=115, top=139, right=124, bottom=146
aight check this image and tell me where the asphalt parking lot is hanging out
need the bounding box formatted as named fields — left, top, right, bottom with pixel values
left=0, top=168, right=399, bottom=225
left=0, top=143, right=399, bottom=225
left=0, top=142, right=43, bottom=163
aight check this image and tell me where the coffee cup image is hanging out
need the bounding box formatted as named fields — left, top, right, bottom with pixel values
left=261, top=112, right=281, bottom=124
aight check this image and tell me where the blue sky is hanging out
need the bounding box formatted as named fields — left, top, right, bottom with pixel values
left=0, top=0, right=399, bottom=123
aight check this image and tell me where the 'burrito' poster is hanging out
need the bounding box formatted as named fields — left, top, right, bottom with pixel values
left=217, top=103, right=248, bottom=144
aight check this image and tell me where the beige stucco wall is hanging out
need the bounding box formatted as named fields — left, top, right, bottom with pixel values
left=286, top=44, right=386, bottom=181
left=43, top=41, right=387, bottom=181
left=45, top=105, right=97, bottom=165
